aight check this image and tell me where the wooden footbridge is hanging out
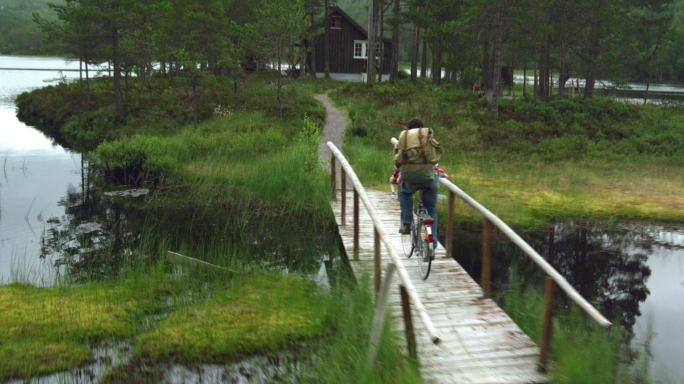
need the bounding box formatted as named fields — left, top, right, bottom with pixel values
left=326, top=141, right=612, bottom=383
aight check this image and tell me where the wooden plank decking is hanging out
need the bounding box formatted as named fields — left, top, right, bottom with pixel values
left=331, top=188, right=549, bottom=384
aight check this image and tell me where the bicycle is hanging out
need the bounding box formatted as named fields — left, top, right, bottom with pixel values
left=400, top=191, right=435, bottom=280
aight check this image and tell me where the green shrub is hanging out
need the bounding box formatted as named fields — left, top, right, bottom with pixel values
left=93, top=135, right=189, bottom=185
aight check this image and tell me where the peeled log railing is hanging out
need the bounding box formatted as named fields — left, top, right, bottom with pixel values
left=328, top=141, right=440, bottom=364
left=391, top=136, right=612, bottom=370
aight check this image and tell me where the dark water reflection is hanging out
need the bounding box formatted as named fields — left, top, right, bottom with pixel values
left=40, top=178, right=342, bottom=282
left=450, top=221, right=684, bottom=382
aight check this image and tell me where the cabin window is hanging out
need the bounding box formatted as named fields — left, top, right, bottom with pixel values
left=330, top=16, right=342, bottom=29
left=354, top=40, right=367, bottom=59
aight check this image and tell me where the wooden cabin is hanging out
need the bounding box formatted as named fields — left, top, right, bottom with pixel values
left=308, top=6, right=393, bottom=80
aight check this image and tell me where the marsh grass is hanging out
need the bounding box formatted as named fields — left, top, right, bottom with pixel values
left=499, top=268, right=656, bottom=384
left=308, top=277, right=422, bottom=384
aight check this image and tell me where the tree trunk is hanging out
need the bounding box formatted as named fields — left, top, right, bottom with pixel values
left=85, top=52, right=90, bottom=93
left=431, top=37, right=442, bottom=85
left=584, top=18, right=601, bottom=98
left=489, top=0, right=506, bottom=117
left=546, top=43, right=552, bottom=97
left=324, top=0, right=330, bottom=78
left=79, top=55, right=83, bottom=85
left=410, top=24, right=420, bottom=83
left=367, top=0, right=378, bottom=85
left=537, top=35, right=550, bottom=98
left=558, top=30, right=569, bottom=96
left=390, top=0, right=400, bottom=83
left=111, top=27, right=125, bottom=117
left=420, top=37, right=427, bottom=78
left=533, top=66, right=538, bottom=96
left=277, top=50, right=283, bottom=116
left=310, top=10, right=316, bottom=78
left=378, top=1, right=385, bottom=83
left=522, top=65, right=526, bottom=97
left=482, top=34, right=491, bottom=92
left=509, top=54, right=514, bottom=96
left=643, top=41, right=662, bottom=104
left=124, top=66, right=129, bottom=102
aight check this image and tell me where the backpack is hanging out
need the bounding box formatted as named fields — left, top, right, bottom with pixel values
left=394, top=127, right=442, bottom=165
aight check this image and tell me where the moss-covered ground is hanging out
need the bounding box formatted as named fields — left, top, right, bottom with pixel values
left=0, top=268, right=184, bottom=380
left=0, top=271, right=335, bottom=381
left=134, top=274, right=329, bottom=363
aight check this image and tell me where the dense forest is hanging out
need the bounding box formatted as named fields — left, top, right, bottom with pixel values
left=0, top=0, right=60, bottom=54
left=6, top=0, right=684, bottom=89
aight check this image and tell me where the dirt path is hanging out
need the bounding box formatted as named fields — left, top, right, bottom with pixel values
left=315, top=93, right=348, bottom=163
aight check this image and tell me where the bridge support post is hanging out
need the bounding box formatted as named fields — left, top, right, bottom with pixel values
left=353, top=190, right=360, bottom=259
left=482, top=219, right=492, bottom=298
left=368, top=263, right=396, bottom=366
left=446, top=191, right=455, bottom=258
left=374, top=229, right=381, bottom=293
left=539, top=276, right=557, bottom=372
left=399, top=285, right=418, bottom=363
left=341, top=168, right=347, bottom=225
left=330, top=155, right=336, bottom=200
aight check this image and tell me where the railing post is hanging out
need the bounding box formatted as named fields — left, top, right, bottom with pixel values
left=368, top=263, right=396, bottom=366
left=374, top=229, right=381, bottom=293
left=340, top=168, right=347, bottom=225
left=482, top=219, right=492, bottom=298
left=539, top=277, right=557, bottom=372
left=399, top=285, right=418, bottom=362
left=446, top=191, right=455, bottom=258
left=330, top=155, right=336, bottom=200
left=353, top=189, right=359, bottom=259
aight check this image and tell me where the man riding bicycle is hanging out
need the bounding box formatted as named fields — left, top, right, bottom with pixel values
left=390, top=118, right=446, bottom=241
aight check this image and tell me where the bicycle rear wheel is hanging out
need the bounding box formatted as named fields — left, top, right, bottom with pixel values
left=417, top=240, right=432, bottom=280
left=415, top=217, right=433, bottom=280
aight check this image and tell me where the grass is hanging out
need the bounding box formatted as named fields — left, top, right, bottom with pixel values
left=331, top=80, right=684, bottom=227
left=307, top=277, right=422, bottom=384
left=92, top=111, right=330, bottom=217
left=18, top=72, right=334, bottom=219
left=133, top=274, right=329, bottom=363
left=0, top=265, right=193, bottom=380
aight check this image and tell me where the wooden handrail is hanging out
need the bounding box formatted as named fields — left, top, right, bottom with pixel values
left=390, top=137, right=612, bottom=329
left=438, top=177, right=612, bottom=328
left=328, top=141, right=442, bottom=345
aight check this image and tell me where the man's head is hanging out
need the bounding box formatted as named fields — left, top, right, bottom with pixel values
left=407, top=118, right=424, bottom=129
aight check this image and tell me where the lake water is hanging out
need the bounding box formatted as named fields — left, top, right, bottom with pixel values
left=453, top=221, right=684, bottom=383
left=0, top=56, right=87, bottom=284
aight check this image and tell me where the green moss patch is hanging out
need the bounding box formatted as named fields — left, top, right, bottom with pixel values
left=134, top=274, right=329, bottom=363
left=0, top=278, right=176, bottom=380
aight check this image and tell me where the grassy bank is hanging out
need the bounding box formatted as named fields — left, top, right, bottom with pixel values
left=332, top=81, right=684, bottom=227
left=17, top=73, right=334, bottom=218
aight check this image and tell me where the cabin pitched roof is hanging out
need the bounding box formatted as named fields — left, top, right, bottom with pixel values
left=324, top=6, right=392, bottom=44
